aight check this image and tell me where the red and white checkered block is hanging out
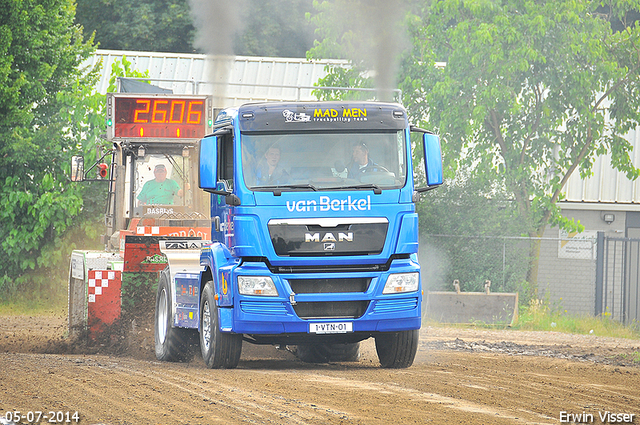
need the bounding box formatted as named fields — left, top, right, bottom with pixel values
left=87, top=270, right=122, bottom=335
left=88, top=270, right=119, bottom=302
left=136, top=226, right=160, bottom=236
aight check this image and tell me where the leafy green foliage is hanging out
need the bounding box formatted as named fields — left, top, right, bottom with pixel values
left=312, top=66, right=377, bottom=101
left=0, top=50, right=162, bottom=304
left=401, top=0, right=640, bottom=236
left=0, top=0, right=99, bottom=298
left=107, top=55, right=152, bottom=91
left=307, top=0, right=412, bottom=101
left=75, top=0, right=195, bottom=53
left=307, top=0, right=366, bottom=61
left=121, top=273, right=158, bottom=313
left=418, top=175, right=533, bottom=297
left=234, top=0, right=316, bottom=57
left=419, top=174, right=529, bottom=237
left=75, top=0, right=316, bottom=57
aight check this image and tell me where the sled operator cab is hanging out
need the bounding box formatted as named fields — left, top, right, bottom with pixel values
left=68, top=93, right=214, bottom=338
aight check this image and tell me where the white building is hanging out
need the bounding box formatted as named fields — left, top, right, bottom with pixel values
left=85, top=49, right=348, bottom=105
left=540, top=128, right=640, bottom=322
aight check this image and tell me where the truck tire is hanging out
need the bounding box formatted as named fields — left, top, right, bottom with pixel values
left=296, top=342, right=360, bottom=363
left=200, top=281, right=242, bottom=369
left=154, top=271, right=198, bottom=362
left=375, top=329, right=419, bottom=368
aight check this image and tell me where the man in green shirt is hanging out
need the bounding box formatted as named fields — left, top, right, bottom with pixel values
left=137, top=164, right=183, bottom=205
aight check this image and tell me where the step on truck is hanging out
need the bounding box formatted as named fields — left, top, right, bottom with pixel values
left=158, top=101, right=443, bottom=368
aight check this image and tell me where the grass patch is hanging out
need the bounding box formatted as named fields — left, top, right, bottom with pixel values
left=513, top=298, right=640, bottom=339
left=617, top=351, right=640, bottom=363
left=422, top=298, right=640, bottom=340
left=0, top=298, right=67, bottom=317
left=0, top=277, right=68, bottom=316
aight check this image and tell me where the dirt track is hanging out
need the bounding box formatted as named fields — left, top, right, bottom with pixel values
left=1, top=314, right=639, bottom=425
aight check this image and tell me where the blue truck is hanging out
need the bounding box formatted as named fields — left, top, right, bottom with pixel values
left=155, top=101, right=443, bottom=368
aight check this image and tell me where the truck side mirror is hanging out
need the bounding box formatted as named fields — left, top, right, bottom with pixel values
left=71, top=156, right=85, bottom=182
left=423, top=133, right=443, bottom=188
left=199, top=135, right=218, bottom=191
left=411, top=127, right=444, bottom=193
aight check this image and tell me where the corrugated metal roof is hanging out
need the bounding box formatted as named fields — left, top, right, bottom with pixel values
left=562, top=126, right=640, bottom=205
left=86, top=49, right=349, bottom=105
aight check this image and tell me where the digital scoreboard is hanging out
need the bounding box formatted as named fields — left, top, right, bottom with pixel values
left=106, top=93, right=214, bottom=140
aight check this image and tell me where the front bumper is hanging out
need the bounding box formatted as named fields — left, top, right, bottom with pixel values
left=221, top=257, right=422, bottom=336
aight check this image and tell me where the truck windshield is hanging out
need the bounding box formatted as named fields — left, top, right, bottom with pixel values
left=241, top=131, right=407, bottom=191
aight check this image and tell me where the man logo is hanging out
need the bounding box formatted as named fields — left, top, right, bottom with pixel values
left=304, top=232, right=353, bottom=243
left=324, top=243, right=336, bottom=251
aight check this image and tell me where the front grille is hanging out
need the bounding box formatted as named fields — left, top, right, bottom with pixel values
left=288, top=277, right=371, bottom=294
left=293, top=301, right=369, bottom=319
left=269, top=220, right=388, bottom=257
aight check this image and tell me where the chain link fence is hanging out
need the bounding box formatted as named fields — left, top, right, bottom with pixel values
left=420, top=234, right=597, bottom=314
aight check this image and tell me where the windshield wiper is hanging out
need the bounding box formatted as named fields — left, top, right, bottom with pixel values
left=254, top=184, right=318, bottom=195
left=336, top=184, right=382, bottom=194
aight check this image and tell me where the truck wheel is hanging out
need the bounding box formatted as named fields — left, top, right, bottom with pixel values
left=296, top=343, right=360, bottom=363
left=155, top=271, right=197, bottom=362
left=375, top=329, right=419, bottom=368
left=200, top=281, right=242, bottom=369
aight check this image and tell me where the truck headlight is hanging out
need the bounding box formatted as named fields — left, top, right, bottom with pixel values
left=238, top=276, right=278, bottom=296
left=382, top=272, right=419, bottom=294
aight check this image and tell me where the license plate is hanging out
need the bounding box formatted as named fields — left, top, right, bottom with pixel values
left=309, top=322, right=353, bottom=334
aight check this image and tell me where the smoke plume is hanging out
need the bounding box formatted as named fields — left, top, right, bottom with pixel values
left=188, top=0, right=409, bottom=103
left=331, top=0, right=409, bottom=101
left=188, top=0, right=245, bottom=105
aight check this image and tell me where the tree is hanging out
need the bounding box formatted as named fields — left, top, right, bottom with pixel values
left=307, top=0, right=414, bottom=100
left=400, top=0, right=640, bottom=289
left=308, top=0, right=640, bottom=236
left=401, top=0, right=640, bottom=238
left=76, top=0, right=316, bottom=57
left=234, top=0, right=316, bottom=57
left=0, top=0, right=99, bottom=299
left=75, top=0, right=195, bottom=53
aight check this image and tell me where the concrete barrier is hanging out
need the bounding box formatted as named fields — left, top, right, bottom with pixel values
left=425, top=291, right=519, bottom=326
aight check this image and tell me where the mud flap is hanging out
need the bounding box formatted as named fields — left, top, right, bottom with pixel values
left=218, top=306, right=234, bottom=332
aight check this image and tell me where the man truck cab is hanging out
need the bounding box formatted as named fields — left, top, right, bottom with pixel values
left=156, top=101, right=443, bottom=368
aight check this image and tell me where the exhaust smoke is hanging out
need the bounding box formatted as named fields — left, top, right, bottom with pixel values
left=188, top=0, right=245, bottom=105
left=188, top=0, right=409, bottom=103
left=329, top=0, right=409, bottom=101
